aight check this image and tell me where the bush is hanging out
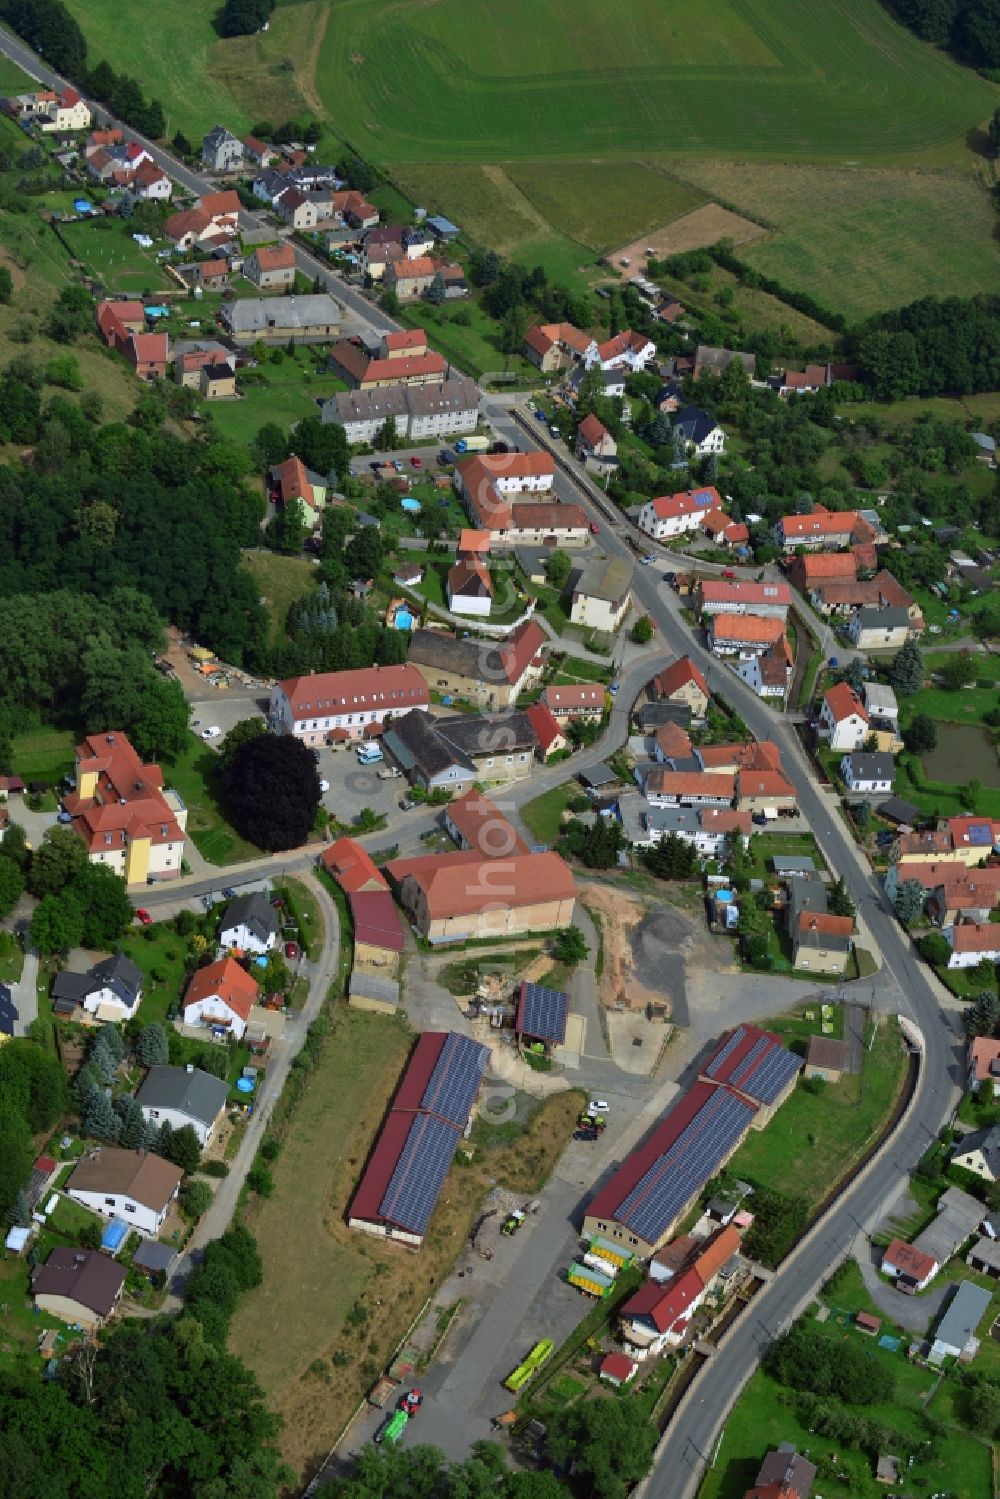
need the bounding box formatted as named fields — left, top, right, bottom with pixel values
left=202, top=1159, right=230, bottom=1178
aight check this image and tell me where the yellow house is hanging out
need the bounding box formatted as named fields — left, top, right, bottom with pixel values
left=64, top=732, right=187, bottom=886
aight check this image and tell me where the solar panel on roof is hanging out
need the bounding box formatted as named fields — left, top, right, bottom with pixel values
left=741, top=1045, right=801, bottom=1105
left=969, top=825, right=992, bottom=846
left=615, top=1090, right=755, bottom=1241
left=421, top=1033, right=488, bottom=1126
left=518, top=983, right=568, bottom=1044
left=731, top=1034, right=770, bottom=1087
left=704, top=1026, right=747, bottom=1080
left=379, top=1114, right=460, bottom=1235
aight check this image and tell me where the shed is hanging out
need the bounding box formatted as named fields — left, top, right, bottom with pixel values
left=578, top=762, right=618, bottom=791
left=856, top=1311, right=881, bottom=1336
left=804, top=1034, right=849, bottom=1083
left=599, top=1352, right=637, bottom=1387
left=771, top=854, right=815, bottom=876
left=876, top=796, right=920, bottom=827
left=133, top=1239, right=176, bottom=1275
left=5, top=1225, right=30, bottom=1254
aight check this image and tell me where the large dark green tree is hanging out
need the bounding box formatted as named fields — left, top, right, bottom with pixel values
left=223, top=733, right=321, bottom=851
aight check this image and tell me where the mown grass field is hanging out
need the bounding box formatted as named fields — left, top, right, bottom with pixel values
left=316, top=0, right=994, bottom=165
left=667, top=159, right=999, bottom=318
left=503, top=162, right=706, bottom=253
left=57, top=218, right=175, bottom=296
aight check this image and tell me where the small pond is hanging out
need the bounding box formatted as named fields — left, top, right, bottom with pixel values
left=922, top=722, right=1000, bottom=788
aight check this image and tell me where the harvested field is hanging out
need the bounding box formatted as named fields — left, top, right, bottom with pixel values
left=612, top=203, right=767, bottom=268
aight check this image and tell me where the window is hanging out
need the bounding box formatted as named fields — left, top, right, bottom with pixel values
left=628, top=1235, right=638, bottom=1246
left=104, top=1197, right=115, bottom=1207
left=125, top=1202, right=138, bottom=1214
left=150, top=1110, right=160, bottom=1119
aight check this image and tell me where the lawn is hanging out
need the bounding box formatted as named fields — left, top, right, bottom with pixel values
left=397, top=297, right=537, bottom=384
left=119, top=923, right=191, bottom=1025
left=241, top=550, right=317, bottom=644
left=11, top=727, right=77, bottom=787
left=0, top=1255, right=70, bottom=1374
left=744, top=831, right=825, bottom=882
left=57, top=218, right=175, bottom=296
left=0, top=56, right=35, bottom=92
left=520, top=782, right=579, bottom=845
left=274, top=875, right=324, bottom=962
left=726, top=1015, right=909, bottom=1213
left=162, top=738, right=262, bottom=866
left=204, top=351, right=349, bottom=447
left=668, top=158, right=1000, bottom=318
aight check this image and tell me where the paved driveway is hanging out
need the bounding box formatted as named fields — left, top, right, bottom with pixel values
left=851, top=1234, right=947, bottom=1334
left=10, top=950, right=38, bottom=1036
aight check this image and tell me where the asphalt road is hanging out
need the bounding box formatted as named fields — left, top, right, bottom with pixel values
left=0, top=25, right=399, bottom=343
left=484, top=403, right=963, bottom=1497
left=0, top=22, right=964, bottom=1473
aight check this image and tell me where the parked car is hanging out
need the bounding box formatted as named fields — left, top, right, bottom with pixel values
left=392, top=460, right=403, bottom=473
left=400, top=798, right=417, bottom=811
left=589, top=1099, right=609, bottom=1113
left=722, top=568, right=736, bottom=579
left=609, top=680, right=620, bottom=695
left=319, top=778, right=330, bottom=792
left=284, top=941, right=299, bottom=960
left=534, top=409, right=547, bottom=422
left=549, top=425, right=561, bottom=439
left=410, top=455, right=422, bottom=469
left=135, top=908, right=153, bottom=925
left=662, top=572, right=675, bottom=583
left=201, top=726, right=221, bottom=739
left=589, top=522, right=600, bottom=535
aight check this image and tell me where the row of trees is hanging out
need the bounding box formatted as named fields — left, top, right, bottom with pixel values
left=888, top=0, right=1000, bottom=68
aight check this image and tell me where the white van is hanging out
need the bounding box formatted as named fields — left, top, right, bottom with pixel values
left=356, top=744, right=384, bottom=766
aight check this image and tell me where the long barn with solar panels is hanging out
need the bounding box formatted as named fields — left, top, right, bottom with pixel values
left=583, top=1081, right=758, bottom=1258
left=349, top=1031, right=490, bottom=1247
left=698, top=1024, right=802, bottom=1127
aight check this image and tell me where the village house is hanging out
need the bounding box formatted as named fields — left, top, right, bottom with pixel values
left=243, top=135, right=278, bottom=168
left=524, top=701, right=566, bottom=759
left=840, top=751, right=895, bottom=794
left=707, top=613, right=787, bottom=659
left=406, top=621, right=546, bottom=710
left=645, top=768, right=735, bottom=808
left=637, top=486, right=721, bottom=541
left=324, top=374, right=479, bottom=444
left=672, top=405, right=726, bottom=457
left=968, top=1037, right=1000, bottom=1097
left=199, top=361, right=236, bottom=400
left=929, top=868, right=1000, bottom=928
left=67, top=1147, right=182, bottom=1238
left=952, top=1124, right=1000, bottom=1180
left=570, top=556, right=633, bottom=633
left=135, top=1065, right=229, bottom=1147
left=63, top=732, right=186, bottom=886
left=269, top=454, right=327, bottom=530
left=792, top=911, right=854, bottom=973
left=201, top=124, right=243, bottom=171
left=775, top=505, right=860, bottom=552
left=618, top=1225, right=742, bottom=1356
left=946, top=924, right=1000, bottom=970
left=443, top=788, right=529, bottom=859
left=446, top=558, right=494, bottom=617
left=385, top=848, right=575, bottom=942
left=181, top=956, right=259, bottom=1041
left=456, top=451, right=555, bottom=532
left=244, top=242, right=296, bottom=291
left=746, top=1447, right=817, bottom=1499
left=693, top=345, right=756, bottom=381
left=386, top=708, right=538, bottom=790
left=128, top=160, right=172, bottom=200
left=736, top=762, right=797, bottom=818
left=652, top=656, right=710, bottom=717
left=736, top=644, right=792, bottom=702
left=32, top=1247, right=126, bottom=1330
left=273, top=186, right=319, bottom=230
left=541, top=682, right=605, bottom=723
left=696, top=580, right=791, bottom=619
left=700, top=508, right=749, bottom=549
left=575, top=412, right=618, bottom=470
left=585, top=329, right=656, bottom=372
left=270, top=663, right=430, bottom=744
left=328, top=332, right=447, bottom=390
left=331, top=188, right=379, bottom=228
left=50, top=954, right=143, bottom=1023
left=848, top=606, right=911, bottom=651
left=7, top=85, right=91, bottom=132
left=222, top=293, right=340, bottom=344
left=817, top=683, right=870, bottom=751
left=523, top=321, right=592, bottom=373
left=219, top=892, right=279, bottom=955
left=385, top=255, right=437, bottom=300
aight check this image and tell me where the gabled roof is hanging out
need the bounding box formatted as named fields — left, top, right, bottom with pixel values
left=183, top=956, right=259, bottom=1022
left=220, top=892, right=279, bottom=944
left=135, top=1065, right=229, bottom=1127
left=654, top=656, right=709, bottom=702
left=797, top=551, right=858, bottom=581
left=710, top=614, right=786, bottom=646
left=648, top=487, right=721, bottom=522
left=68, top=1147, right=182, bottom=1212
left=699, top=580, right=791, bottom=607
left=970, top=1036, right=1000, bottom=1082
left=950, top=923, right=1000, bottom=954
left=445, top=788, right=529, bottom=857
left=322, top=836, right=388, bottom=893
left=524, top=701, right=564, bottom=754
left=883, top=1236, right=938, bottom=1281
left=32, top=1248, right=125, bottom=1318
left=253, top=242, right=296, bottom=272
left=542, top=683, right=605, bottom=713
left=279, top=664, right=429, bottom=717
left=389, top=850, right=575, bottom=920
left=822, top=683, right=869, bottom=723
left=779, top=507, right=858, bottom=541
left=447, top=558, right=493, bottom=600
left=578, top=412, right=611, bottom=446
left=621, top=1264, right=703, bottom=1333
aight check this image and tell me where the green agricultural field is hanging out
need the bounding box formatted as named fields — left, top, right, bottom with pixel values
left=668, top=159, right=999, bottom=318
left=504, top=163, right=706, bottom=254
left=316, top=0, right=994, bottom=166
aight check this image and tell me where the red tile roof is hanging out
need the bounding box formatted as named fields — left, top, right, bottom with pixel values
left=794, top=911, right=854, bottom=939
left=446, top=789, right=529, bottom=858
left=509, top=501, right=588, bottom=532
left=272, top=455, right=315, bottom=508
left=970, top=1037, right=1000, bottom=1082
left=542, top=684, right=605, bottom=714
left=524, top=701, right=564, bottom=755
left=600, top=1352, right=637, bottom=1382
left=654, top=656, right=709, bottom=702
left=709, top=614, right=786, bottom=646
left=621, top=1264, right=704, bottom=1333
left=183, top=956, right=258, bottom=1023
left=457, top=529, right=491, bottom=557
left=797, top=552, right=859, bottom=581
left=884, top=1237, right=937, bottom=1281
left=649, top=487, right=722, bottom=522
left=654, top=721, right=693, bottom=759
left=254, top=242, right=296, bottom=272
left=823, top=683, right=869, bottom=724
left=646, top=769, right=735, bottom=801
left=198, top=189, right=241, bottom=218
left=383, top=329, right=427, bottom=353
left=951, top=923, right=1000, bottom=954
left=350, top=889, right=404, bottom=952
left=389, top=849, right=575, bottom=920
left=578, top=412, right=610, bottom=446
left=278, top=664, right=429, bottom=718
left=894, top=859, right=965, bottom=889
left=497, top=619, right=547, bottom=686
left=699, top=580, right=791, bottom=608
left=779, top=507, right=858, bottom=542
left=321, top=836, right=388, bottom=893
